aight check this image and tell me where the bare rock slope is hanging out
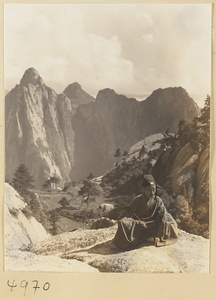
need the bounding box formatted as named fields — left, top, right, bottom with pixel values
left=5, top=183, right=98, bottom=272
left=33, top=225, right=209, bottom=273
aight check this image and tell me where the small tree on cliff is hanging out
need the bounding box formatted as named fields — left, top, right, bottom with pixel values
left=176, top=95, right=210, bottom=153
left=138, top=145, right=146, bottom=161
left=87, top=172, right=94, bottom=180
left=114, top=148, right=121, bottom=165
left=12, top=164, right=35, bottom=197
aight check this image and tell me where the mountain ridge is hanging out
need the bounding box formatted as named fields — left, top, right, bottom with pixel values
left=6, top=68, right=200, bottom=185
left=71, top=85, right=199, bottom=180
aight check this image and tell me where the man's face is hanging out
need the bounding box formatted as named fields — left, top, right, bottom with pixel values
left=143, top=182, right=156, bottom=198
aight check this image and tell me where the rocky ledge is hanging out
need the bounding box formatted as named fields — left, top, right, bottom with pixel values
left=31, top=224, right=209, bottom=273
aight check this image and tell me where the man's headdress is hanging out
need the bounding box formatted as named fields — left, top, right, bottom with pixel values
left=142, top=174, right=156, bottom=187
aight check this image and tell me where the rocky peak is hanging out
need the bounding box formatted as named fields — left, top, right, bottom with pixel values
left=144, top=87, right=200, bottom=113
left=20, top=67, right=44, bottom=87
left=63, top=82, right=81, bottom=97
left=97, top=88, right=116, bottom=98
left=63, top=82, right=95, bottom=106
left=96, top=88, right=137, bottom=107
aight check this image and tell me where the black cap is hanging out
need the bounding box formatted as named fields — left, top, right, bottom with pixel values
left=142, top=174, right=156, bottom=187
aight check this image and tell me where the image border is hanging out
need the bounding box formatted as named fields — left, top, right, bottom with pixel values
left=0, top=0, right=215, bottom=299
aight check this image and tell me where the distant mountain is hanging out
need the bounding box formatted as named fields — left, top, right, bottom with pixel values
left=63, top=82, right=95, bottom=107
left=5, top=68, right=199, bottom=186
left=71, top=87, right=199, bottom=180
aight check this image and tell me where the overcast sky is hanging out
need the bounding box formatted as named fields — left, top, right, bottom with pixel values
left=4, top=3, right=211, bottom=107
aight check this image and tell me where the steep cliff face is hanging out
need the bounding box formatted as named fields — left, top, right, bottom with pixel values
left=152, top=144, right=209, bottom=202
left=5, top=183, right=49, bottom=250
left=5, top=183, right=98, bottom=272
left=72, top=87, right=199, bottom=180
left=5, top=68, right=76, bottom=186
left=153, top=144, right=199, bottom=196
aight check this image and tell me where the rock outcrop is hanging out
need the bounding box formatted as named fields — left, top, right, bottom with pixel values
left=152, top=144, right=209, bottom=202
left=5, top=182, right=98, bottom=272
left=5, top=183, right=49, bottom=250
left=33, top=225, right=209, bottom=273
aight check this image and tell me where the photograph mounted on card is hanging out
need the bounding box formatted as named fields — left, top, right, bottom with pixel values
left=4, top=2, right=211, bottom=274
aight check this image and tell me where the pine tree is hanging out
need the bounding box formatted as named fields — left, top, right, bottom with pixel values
left=42, top=176, right=60, bottom=190
left=198, top=95, right=210, bottom=149
left=50, top=176, right=60, bottom=189
left=12, top=164, right=35, bottom=197
left=58, top=197, right=70, bottom=208
left=176, top=96, right=210, bottom=153
left=138, top=145, right=146, bottom=161
left=87, top=172, right=94, bottom=180
left=114, top=148, right=121, bottom=165
left=78, top=179, right=102, bottom=208
left=49, top=210, right=59, bottom=235
left=122, top=150, right=128, bottom=158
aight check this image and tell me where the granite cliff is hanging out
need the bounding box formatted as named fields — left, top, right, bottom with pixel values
left=5, top=68, right=94, bottom=186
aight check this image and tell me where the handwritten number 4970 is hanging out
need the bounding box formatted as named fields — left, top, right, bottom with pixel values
left=7, top=280, right=50, bottom=296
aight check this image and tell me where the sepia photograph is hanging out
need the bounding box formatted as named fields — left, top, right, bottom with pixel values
left=4, top=2, right=211, bottom=274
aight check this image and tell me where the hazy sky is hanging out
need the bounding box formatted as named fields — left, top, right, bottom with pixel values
left=5, top=3, right=211, bottom=107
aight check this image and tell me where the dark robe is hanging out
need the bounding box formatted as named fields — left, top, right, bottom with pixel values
left=113, top=194, right=178, bottom=250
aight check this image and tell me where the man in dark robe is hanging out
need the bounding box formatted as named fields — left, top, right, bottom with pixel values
left=113, top=175, right=178, bottom=250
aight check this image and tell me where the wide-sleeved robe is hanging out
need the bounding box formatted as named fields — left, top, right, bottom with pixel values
left=113, top=194, right=178, bottom=250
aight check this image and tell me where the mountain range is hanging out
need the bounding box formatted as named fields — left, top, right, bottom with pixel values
left=5, top=67, right=199, bottom=187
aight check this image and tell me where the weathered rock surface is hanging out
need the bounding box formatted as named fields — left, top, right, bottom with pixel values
left=5, top=68, right=77, bottom=186
left=152, top=143, right=209, bottom=202
left=5, top=249, right=98, bottom=272
left=33, top=225, right=209, bottom=273
left=5, top=183, right=49, bottom=250
left=4, top=183, right=98, bottom=272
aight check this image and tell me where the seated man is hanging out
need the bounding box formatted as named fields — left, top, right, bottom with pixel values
left=113, top=174, right=178, bottom=250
